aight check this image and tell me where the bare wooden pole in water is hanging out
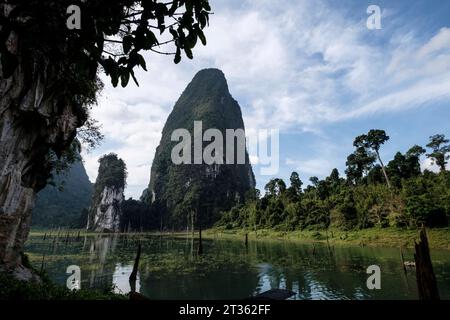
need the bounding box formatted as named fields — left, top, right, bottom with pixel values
left=326, top=229, right=332, bottom=256
left=129, top=243, right=141, bottom=292
left=128, top=243, right=150, bottom=300
left=414, top=227, right=439, bottom=300
left=40, top=253, right=46, bottom=274
left=197, top=226, right=203, bottom=256
left=400, top=247, right=407, bottom=274
left=191, top=211, right=195, bottom=238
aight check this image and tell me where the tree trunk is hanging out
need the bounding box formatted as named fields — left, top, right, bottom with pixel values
left=129, top=243, right=141, bottom=290
left=414, top=227, right=440, bottom=300
left=191, top=210, right=194, bottom=238
left=0, top=7, right=85, bottom=276
left=197, top=225, right=203, bottom=256
left=376, top=151, right=391, bottom=189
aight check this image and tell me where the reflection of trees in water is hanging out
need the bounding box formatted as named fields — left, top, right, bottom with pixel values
left=139, top=261, right=260, bottom=299
left=246, top=241, right=417, bottom=299
left=134, top=237, right=260, bottom=299
left=87, top=235, right=118, bottom=289
left=25, top=235, right=448, bottom=299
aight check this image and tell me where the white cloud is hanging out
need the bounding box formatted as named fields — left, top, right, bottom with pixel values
left=420, top=157, right=450, bottom=173
left=285, top=158, right=336, bottom=178
left=418, top=27, right=450, bottom=58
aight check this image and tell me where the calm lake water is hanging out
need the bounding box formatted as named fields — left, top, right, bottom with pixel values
left=24, top=234, right=450, bottom=299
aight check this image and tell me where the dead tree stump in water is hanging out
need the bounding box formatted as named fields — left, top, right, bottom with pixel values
left=198, top=227, right=203, bottom=256
left=414, top=227, right=439, bottom=300
left=400, top=247, right=407, bottom=274
left=326, top=229, right=333, bottom=256
left=40, top=253, right=46, bottom=274
left=245, top=233, right=248, bottom=248
left=129, top=242, right=142, bottom=292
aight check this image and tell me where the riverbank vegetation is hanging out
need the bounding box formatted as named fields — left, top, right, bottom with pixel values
left=27, top=225, right=450, bottom=250
left=0, top=254, right=126, bottom=300
left=205, top=227, right=450, bottom=249
left=217, top=131, right=450, bottom=241
left=0, top=273, right=126, bottom=300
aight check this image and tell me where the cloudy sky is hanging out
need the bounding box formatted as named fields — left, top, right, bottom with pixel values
left=81, top=0, right=450, bottom=199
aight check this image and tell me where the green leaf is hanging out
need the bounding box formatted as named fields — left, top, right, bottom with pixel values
left=123, top=35, right=133, bottom=54
left=184, top=47, right=193, bottom=59
left=186, top=30, right=197, bottom=49
left=102, top=57, right=119, bottom=87
left=195, top=25, right=207, bottom=45
left=120, top=69, right=130, bottom=87
left=198, top=13, right=208, bottom=29
left=159, top=24, right=166, bottom=35
left=111, top=74, right=119, bottom=87
left=144, top=31, right=158, bottom=49
left=130, top=69, right=139, bottom=87
left=137, top=54, right=147, bottom=71
left=203, top=1, right=212, bottom=12
left=169, top=27, right=178, bottom=39
left=174, top=47, right=181, bottom=64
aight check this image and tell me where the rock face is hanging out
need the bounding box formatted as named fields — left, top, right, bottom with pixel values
left=0, top=4, right=90, bottom=272
left=88, top=186, right=124, bottom=232
left=87, top=154, right=126, bottom=233
left=142, top=69, right=255, bottom=228
left=32, top=160, right=93, bottom=228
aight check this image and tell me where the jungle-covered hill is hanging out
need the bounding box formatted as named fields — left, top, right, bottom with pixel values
left=32, top=161, right=92, bottom=228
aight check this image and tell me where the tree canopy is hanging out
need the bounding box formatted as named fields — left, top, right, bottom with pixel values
left=218, top=131, right=449, bottom=232
left=1, top=0, right=211, bottom=87
left=426, top=134, right=450, bottom=172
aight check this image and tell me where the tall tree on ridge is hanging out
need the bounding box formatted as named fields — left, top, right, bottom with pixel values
left=354, top=129, right=391, bottom=188
left=426, top=134, right=450, bottom=172
left=289, top=172, right=303, bottom=196
left=345, top=146, right=376, bottom=185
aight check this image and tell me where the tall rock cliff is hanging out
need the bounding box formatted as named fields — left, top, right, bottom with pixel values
left=142, top=68, right=255, bottom=228
left=32, top=160, right=93, bottom=228
left=87, top=153, right=126, bottom=232
left=0, top=4, right=90, bottom=272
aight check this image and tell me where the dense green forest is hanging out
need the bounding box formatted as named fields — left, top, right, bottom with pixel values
left=218, top=131, right=450, bottom=231
left=32, top=161, right=93, bottom=228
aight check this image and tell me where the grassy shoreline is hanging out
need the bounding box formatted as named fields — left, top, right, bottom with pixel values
left=29, top=227, right=450, bottom=250
left=203, top=227, right=450, bottom=250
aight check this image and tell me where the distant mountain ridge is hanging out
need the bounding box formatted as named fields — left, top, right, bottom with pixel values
left=32, top=160, right=93, bottom=228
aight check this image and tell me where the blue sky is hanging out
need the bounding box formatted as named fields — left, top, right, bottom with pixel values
left=81, top=0, right=450, bottom=198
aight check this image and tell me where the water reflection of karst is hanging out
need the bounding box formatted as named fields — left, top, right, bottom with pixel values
left=87, top=235, right=118, bottom=289
left=138, top=237, right=260, bottom=299
left=24, top=234, right=450, bottom=299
